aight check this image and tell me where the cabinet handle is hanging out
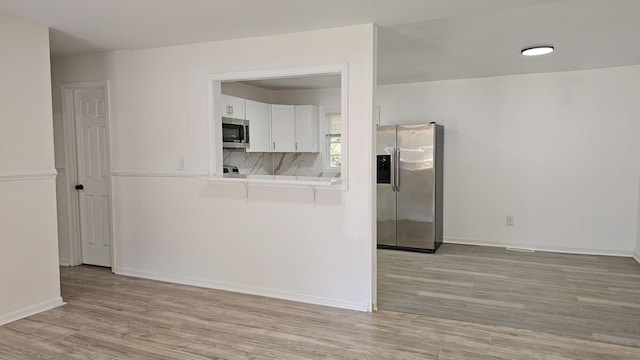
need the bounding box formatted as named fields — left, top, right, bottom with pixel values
left=273, top=141, right=276, bottom=150
left=295, top=142, right=298, bottom=151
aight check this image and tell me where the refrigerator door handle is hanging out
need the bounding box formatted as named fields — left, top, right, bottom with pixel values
left=390, top=147, right=396, bottom=192
left=396, top=147, right=401, bottom=192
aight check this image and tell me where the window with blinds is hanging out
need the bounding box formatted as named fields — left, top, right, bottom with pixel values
left=326, top=114, right=341, bottom=168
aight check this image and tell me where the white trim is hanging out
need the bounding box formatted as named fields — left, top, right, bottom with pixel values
left=114, top=267, right=370, bottom=312
left=59, top=258, right=71, bottom=267
left=634, top=250, right=640, bottom=264
left=0, top=170, right=57, bottom=182
left=112, top=169, right=208, bottom=178
left=208, top=80, right=221, bottom=178
left=339, top=62, right=349, bottom=191
left=370, top=25, right=378, bottom=312
left=444, top=236, right=634, bottom=257
left=61, top=80, right=107, bottom=89
left=0, top=297, right=65, bottom=326
left=61, top=83, right=80, bottom=266
left=207, top=63, right=349, bottom=191
left=105, top=81, right=117, bottom=271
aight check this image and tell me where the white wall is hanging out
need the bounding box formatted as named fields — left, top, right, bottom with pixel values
left=51, top=24, right=376, bottom=310
left=221, top=82, right=272, bottom=103
left=0, top=14, right=62, bottom=325
left=377, top=65, right=640, bottom=255
left=272, top=87, right=341, bottom=110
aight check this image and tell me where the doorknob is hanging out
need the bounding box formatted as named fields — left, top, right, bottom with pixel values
left=75, top=184, right=84, bottom=190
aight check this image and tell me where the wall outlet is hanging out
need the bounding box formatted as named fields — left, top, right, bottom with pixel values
left=178, top=157, right=185, bottom=169
left=506, top=216, right=514, bottom=226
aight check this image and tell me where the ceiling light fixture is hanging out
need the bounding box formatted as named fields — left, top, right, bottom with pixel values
left=521, top=46, right=554, bottom=56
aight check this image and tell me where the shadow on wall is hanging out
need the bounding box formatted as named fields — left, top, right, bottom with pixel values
left=49, top=29, right=105, bottom=56
left=198, top=183, right=343, bottom=206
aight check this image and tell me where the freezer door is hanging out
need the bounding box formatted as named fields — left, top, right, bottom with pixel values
left=434, top=124, right=444, bottom=250
left=376, top=126, right=397, bottom=246
left=396, top=124, right=435, bottom=250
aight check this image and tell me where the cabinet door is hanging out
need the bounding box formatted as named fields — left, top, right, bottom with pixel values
left=294, top=105, right=319, bottom=152
left=271, top=105, right=295, bottom=152
left=245, top=100, right=271, bottom=153
left=222, top=95, right=245, bottom=119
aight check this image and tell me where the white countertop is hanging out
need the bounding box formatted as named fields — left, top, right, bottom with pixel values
left=200, top=173, right=341, bottom=187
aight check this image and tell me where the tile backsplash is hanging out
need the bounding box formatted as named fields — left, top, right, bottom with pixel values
left=223, top=150, right=325, bottom=176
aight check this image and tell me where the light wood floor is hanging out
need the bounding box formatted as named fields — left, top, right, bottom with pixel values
left=1, top=265, right=640, bottom=359
left=378, top=244, right=640, bottom=349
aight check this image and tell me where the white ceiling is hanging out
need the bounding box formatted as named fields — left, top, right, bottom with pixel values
left=2, top=0, right=640, bottom=84
left=378, top=0, right=640, bottom=83
left=240, top=74, right=341, bottom=91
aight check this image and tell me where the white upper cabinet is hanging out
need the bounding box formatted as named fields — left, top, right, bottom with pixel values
left=271, top=104, right=296, bottom=152
left=271, top=104, right=320, bottom=153
left=245, top=100, right=271, bottom=153
left=222, top=95, right=320, bottom=153
left=221, top=94, right=245, bottom=119
left=294, top=105, right=319, bottom=152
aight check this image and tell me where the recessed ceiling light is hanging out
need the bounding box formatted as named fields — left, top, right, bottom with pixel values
left=521, top=46, right=554, bottom=56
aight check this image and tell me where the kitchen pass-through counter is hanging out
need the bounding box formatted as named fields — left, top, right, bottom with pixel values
left=199, top=173, right=342, bottom=204
left=200, top=173, right=341, bottom=187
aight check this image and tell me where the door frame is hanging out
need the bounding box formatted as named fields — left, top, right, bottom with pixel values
left=61, top=80, right=116, bottom=268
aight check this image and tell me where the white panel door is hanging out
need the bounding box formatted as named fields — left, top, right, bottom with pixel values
left=245, top=100, right=271, bottom=152
left=74, top=88, right=111, bottom=267
left=271, top=104, right=295, bottom=152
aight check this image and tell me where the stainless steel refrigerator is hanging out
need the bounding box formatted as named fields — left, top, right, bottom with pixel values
left=376, top=123, right=444, bottom=253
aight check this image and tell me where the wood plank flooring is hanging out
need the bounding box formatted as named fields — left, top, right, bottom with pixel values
left=0, top=265, right=639, bottom=359
left=377, top=244, right=640, bottom=348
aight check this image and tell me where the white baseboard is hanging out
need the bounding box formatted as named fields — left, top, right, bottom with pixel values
left=633, top=250, right=640, bottom=264
left=114, top=267, right=370, bottom=312
left=59, top=258, right=71, bottom=267
left=444, top=237, right=633, bottom=257
left=0, top=297, right=65, bottom=326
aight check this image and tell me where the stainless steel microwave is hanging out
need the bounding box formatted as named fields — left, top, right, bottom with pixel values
left=222, top=117, right=249, bottom=149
